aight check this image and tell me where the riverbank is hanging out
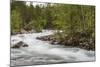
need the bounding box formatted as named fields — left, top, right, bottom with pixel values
left=36, top=33, right=95, bottom=51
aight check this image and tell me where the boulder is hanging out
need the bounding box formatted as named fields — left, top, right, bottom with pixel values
left=23, top=44, right=28, bottom=47
left=51, top=41, right=58, bottom=45
left=11, top=44, right=21, bottom=48
left=11, top=41, right=28, bottom=48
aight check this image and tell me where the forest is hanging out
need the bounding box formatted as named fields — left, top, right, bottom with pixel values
left=11, top=1, right=95, bottom=51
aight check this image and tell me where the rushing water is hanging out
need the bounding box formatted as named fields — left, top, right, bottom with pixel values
left=11, top=30, right=95, bottom=66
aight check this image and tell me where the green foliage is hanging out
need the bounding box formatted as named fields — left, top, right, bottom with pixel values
left=11, top=10, right=22, bottom=34
left=11, top=1, right=95, bottom=38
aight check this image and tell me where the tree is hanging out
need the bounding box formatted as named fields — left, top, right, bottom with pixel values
left=11, top=10, right=22, bottom=34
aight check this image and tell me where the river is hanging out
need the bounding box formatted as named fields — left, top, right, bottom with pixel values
left=11, top=30, right=95, bottom=66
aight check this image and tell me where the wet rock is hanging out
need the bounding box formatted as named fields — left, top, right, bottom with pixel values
left=36, top=36, right=52, bottom=41
left=51, top=41, right=59, bottom=45
left=11, top=41, right=28, bottom=48
left=11, top=44, right=21, bottom=48
left=11, top=41, right=23, bottom=48
left=23, top=44, right=28, bottom=47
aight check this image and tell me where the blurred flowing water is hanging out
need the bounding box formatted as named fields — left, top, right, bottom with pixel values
left=11, top=30, right=95, bottom=66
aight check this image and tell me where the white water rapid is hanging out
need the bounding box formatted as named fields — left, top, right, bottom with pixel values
left=11, top=30, right=95, bottom=66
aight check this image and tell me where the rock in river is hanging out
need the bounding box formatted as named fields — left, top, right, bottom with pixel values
left=23, top=44, right=28, bottom=47
left=11, top=41, right=28, bottom=48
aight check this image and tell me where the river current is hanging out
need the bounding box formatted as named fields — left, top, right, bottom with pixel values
left=11, top=30, right=95, bottom=66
